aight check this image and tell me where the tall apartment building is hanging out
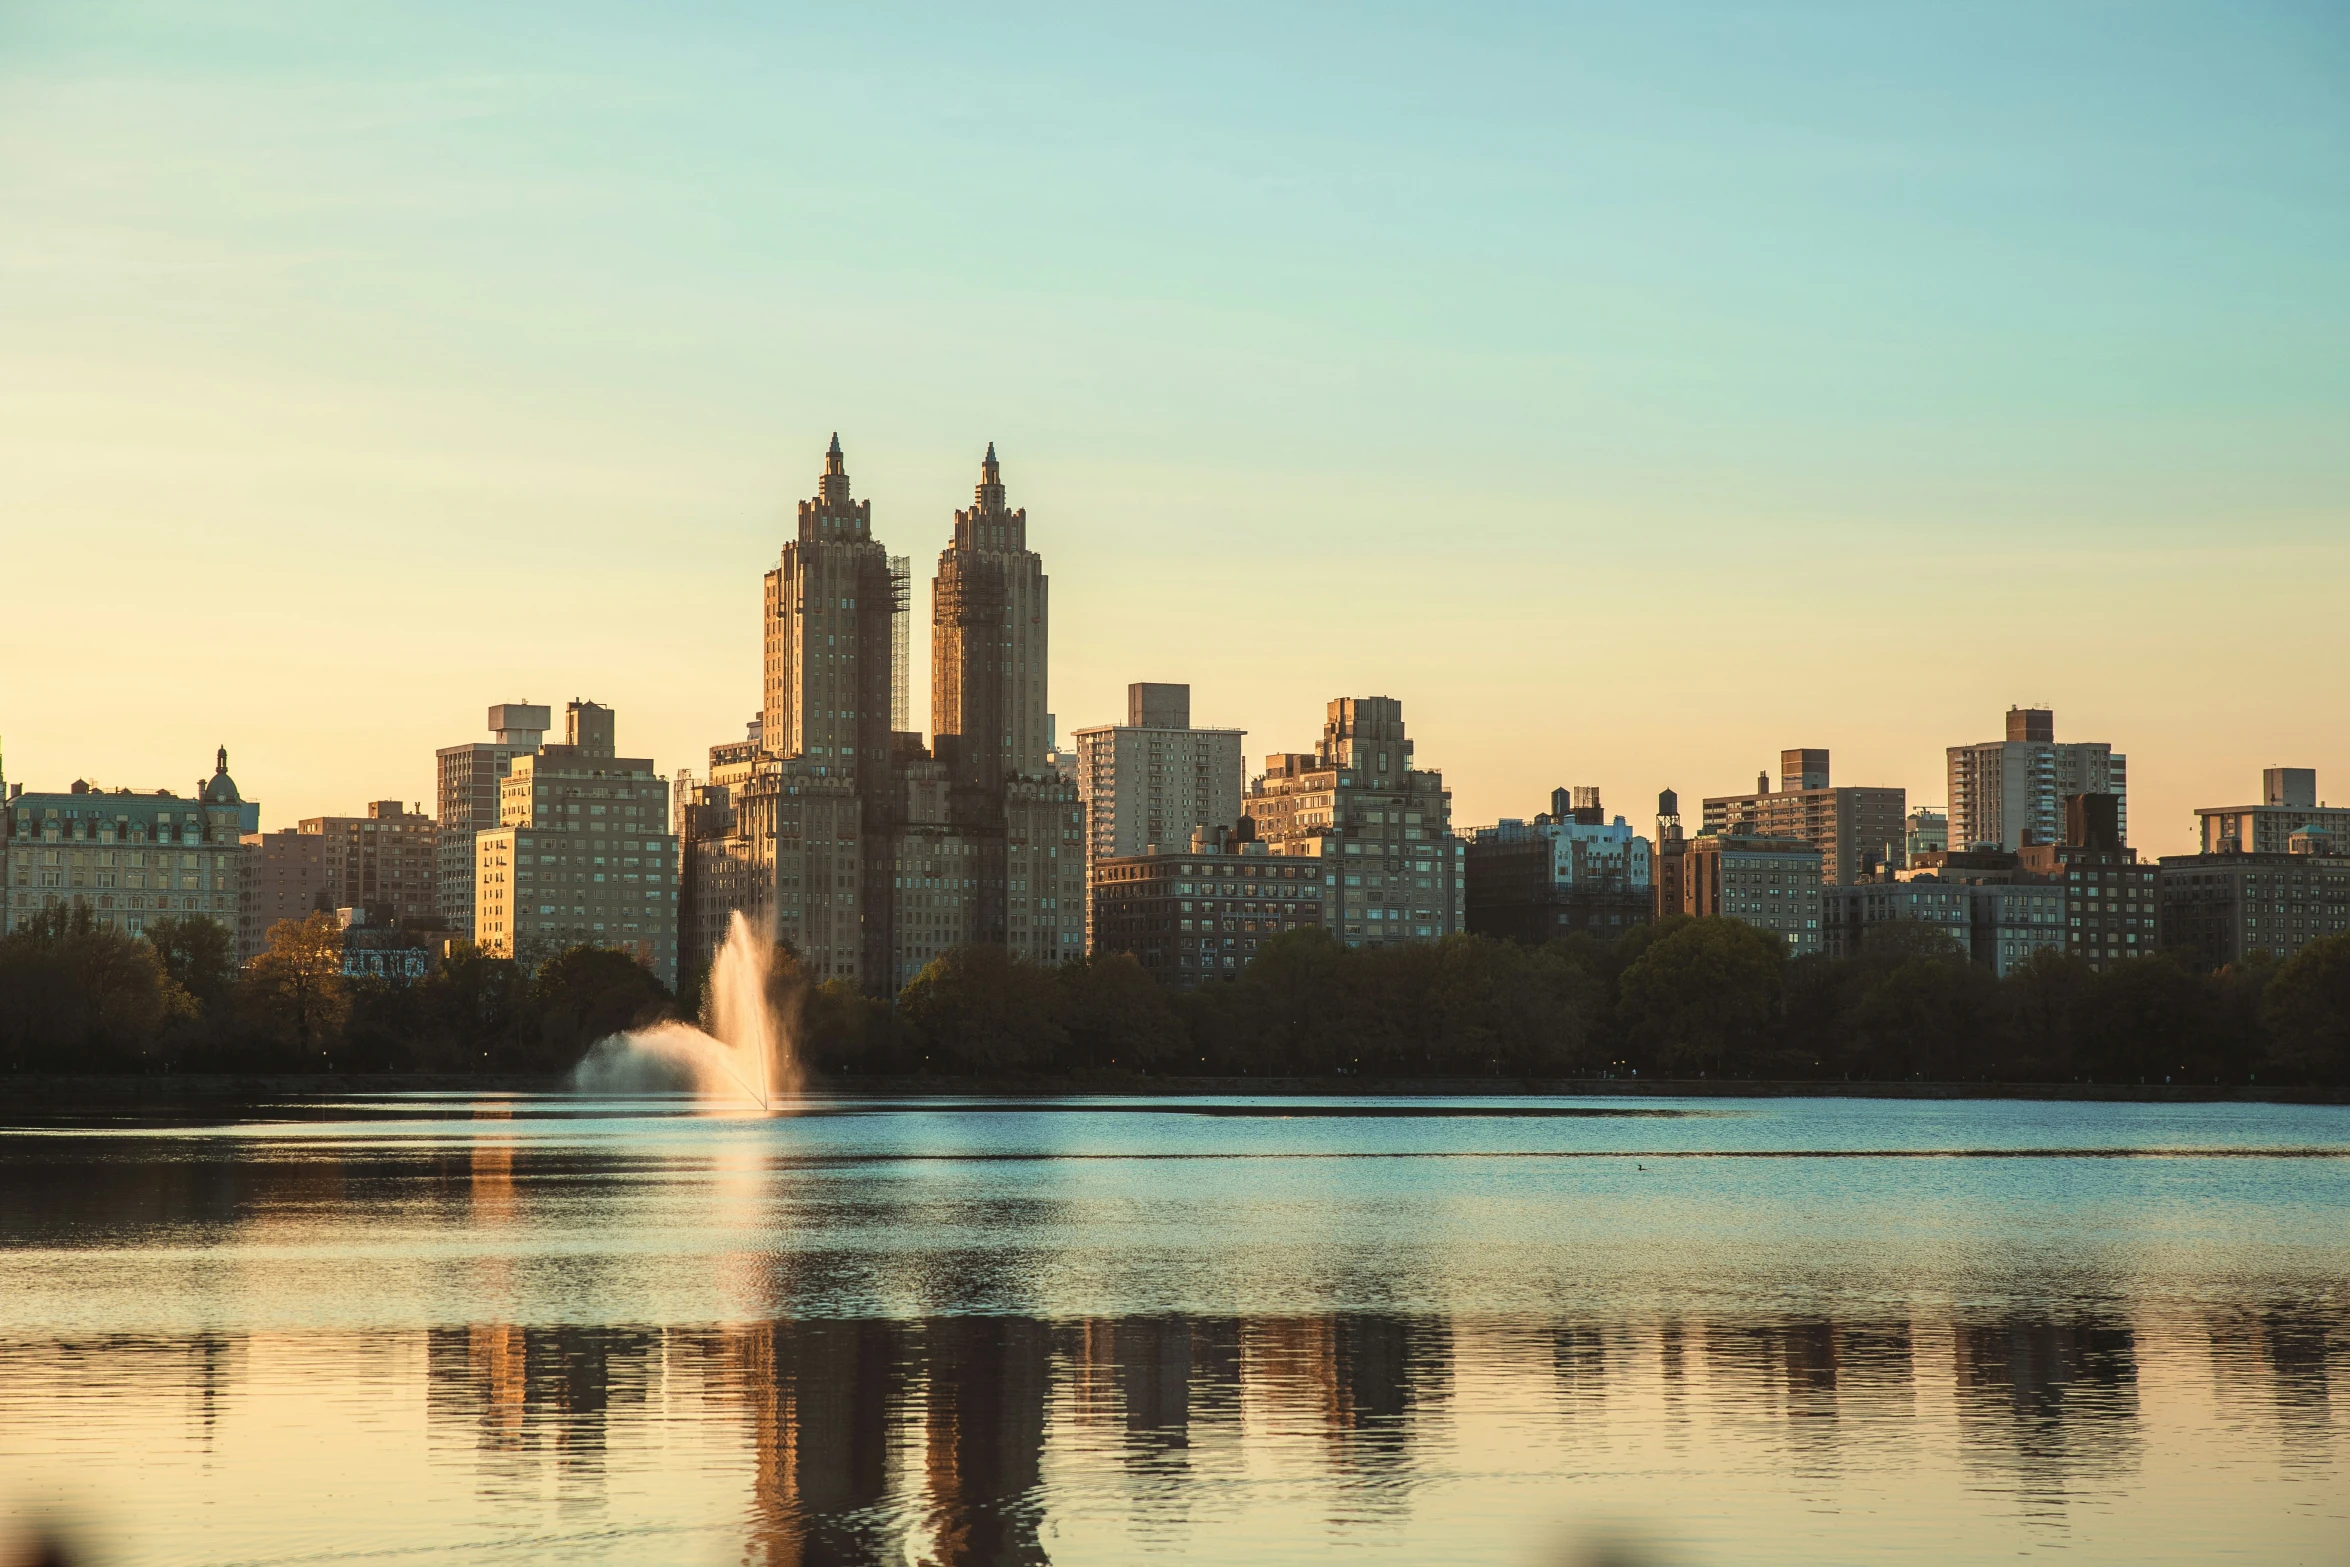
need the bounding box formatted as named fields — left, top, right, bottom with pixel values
left=694, top=440, right=1084, bottom=996
left=1947, top=708, right=2126, bottom=852
left=926, top=442, right=1085, bottom=978
left=297, top=801, right=438, bottom=925
left=934, top=442, right=1051, bottom=804
left=1074, top=684, right=1245, bottom=861
left=1243, top=697, right=1464, bottom=948
left=1465, top=787, right=1653, bottom=944
left=1, top=749, right=255, bottom=956
left=473, top=702, right=679, bottom=985
left=1073, top=682, right=1244, bottom=949
left=1665, top=833, right=1824, bottom=955
left=2160, top=841, right=2350, bottom=968
left=2194, top=767, right=2350, bottom=855
left=1701, top=749, right=1905, bottom=884
left=435, top=703, right=550, bottom=936
left=1091, top=830, right=1330, bottom=987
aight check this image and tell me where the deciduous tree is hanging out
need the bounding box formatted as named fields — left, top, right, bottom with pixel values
left=243, top=912, right=350, bottom=1059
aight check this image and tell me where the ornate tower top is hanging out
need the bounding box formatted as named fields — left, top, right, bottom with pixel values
left=820, top=432, right=850, bottom=504
left=952, top=441, right=1025, bottom=552
left=799, top=432, right=872, bottom=541
left=975, top=441, right=1005, bottom=511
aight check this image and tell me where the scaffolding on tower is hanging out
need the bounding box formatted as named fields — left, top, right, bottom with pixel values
left=888, top=555, right=911, bottom=732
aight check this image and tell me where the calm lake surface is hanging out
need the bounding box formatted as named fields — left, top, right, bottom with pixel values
left=2, top=1094, right=2345, bottom=1566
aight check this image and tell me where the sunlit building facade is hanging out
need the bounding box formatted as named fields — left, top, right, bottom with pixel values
left=1244, top=697, right=1465, bottom=948
left=1, top=748, right=257, bottom=957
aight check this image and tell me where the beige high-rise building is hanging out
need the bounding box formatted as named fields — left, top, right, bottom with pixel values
left=474, top=702, right=679, bottom=985
left=1072, top=683, right=1245, bottom=949
left=435, top=703, right=549, bottom=936
left=1074, top=684, right=1245, bottom=861
left=1244, top=697, right=1464, bottom=949
left=1947, top=707, right=2126, bottom=852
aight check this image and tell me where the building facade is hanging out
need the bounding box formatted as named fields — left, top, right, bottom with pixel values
left=472, top=703, right=679, bottom=985
left=1821, top=878, right=2065, bottom=976
left=1947, top=707, right=2127, bottom=852
left=1243, top=697, right=1465, bottom=948
left=1667, top=833, right=1824, bottom=955
left=243, top=827, right=328, bottom=952
left=1904, top=808, right=1948, bottom=860
left=1073, top=683, right=1245, bottom=862
left=2, top=749, right=256, bottom=957
left=2193, top=767, right=2350, bottom=856
left=1072, top=682, right=1245, bottom=950
left=435, top=703, right=549, bottom=937
left=1090, top=832, right=1330, bottom=987
left=298, top=801, right=439, bottom=926
left=2159, top=845, right=2350, bottom=969
left=2013, top=794, right=2159, bottom=972
left=1701, top=749, right=1905, bottom=884
left=1465, top=788, right=1653, bottom=945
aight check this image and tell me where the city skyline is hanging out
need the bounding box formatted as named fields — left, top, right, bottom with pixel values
left=0, top=429, right=2335, bottom=858
left=4, top=4, right=2346, bottom=853
left=0, top=425, right=2340, bottom=859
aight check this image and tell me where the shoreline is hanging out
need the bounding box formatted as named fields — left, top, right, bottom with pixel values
left=3, top=1073, right=2343, bottom=1106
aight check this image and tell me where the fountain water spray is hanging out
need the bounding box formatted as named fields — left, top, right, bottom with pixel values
left=571, top=913, right=800, bottom=1105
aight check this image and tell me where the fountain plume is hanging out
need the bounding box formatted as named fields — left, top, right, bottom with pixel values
left=571, top=913, right=801, bottom=1105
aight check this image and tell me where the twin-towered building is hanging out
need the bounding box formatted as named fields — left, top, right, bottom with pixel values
left=683, top=438, right=1085, bottom=994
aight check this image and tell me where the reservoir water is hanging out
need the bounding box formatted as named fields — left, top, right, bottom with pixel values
left=2, top=1094, right=2345, bottom=1565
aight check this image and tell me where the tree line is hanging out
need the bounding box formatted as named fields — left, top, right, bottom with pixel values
left=3, top=906, right=2345, bottom=1086
left=802, top=917, right=2350, bottom=1086
left=0, top=909, right=669, bottom=1075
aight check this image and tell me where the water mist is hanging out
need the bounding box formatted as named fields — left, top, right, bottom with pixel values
left=570, top=913, right=801, bottom=1105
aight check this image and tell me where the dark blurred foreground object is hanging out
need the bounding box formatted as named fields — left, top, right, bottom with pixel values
left=8, top=1529, right=78, bottom=1567
left=1555, top=1524, right=1675, bottom=1567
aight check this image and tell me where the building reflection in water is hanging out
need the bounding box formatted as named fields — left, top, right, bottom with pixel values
left=1953, top=1317, right=2140, bottom=1518
left=921, top=1316, right=1054, bottom=1567
left=426, top=1325, right=661, bottom=1504
left=706, top=1317, right=914, bottom=1567
left=467, top=1101, right=517, bottom=1226
left=2205, top=1302, right=2340, bottom=1461
left=390, top=1302, right=2345, bottom=1560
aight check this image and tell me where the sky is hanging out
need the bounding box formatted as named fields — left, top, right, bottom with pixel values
left=2, top=0, right=2345, bottom=854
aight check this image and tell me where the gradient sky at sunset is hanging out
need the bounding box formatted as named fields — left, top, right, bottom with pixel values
left=3, top=1, right=2345, bottom=852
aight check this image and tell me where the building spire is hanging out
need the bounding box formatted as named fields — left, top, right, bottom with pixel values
left=215, top=745, right=228, bottom=775
left=819, top=432, right=851, bottom=506
left=975, top=440, right=1005, bottom=511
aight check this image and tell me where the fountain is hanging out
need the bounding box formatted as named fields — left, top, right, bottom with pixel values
left=570, top=912, right=800, bottom=1105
